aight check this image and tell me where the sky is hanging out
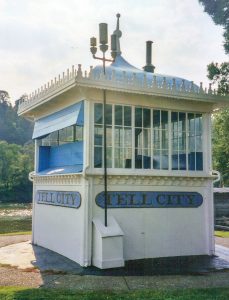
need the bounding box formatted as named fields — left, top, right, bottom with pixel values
left=0, top=0, right=228, bottom=103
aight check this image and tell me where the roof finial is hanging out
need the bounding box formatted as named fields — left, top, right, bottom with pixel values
left=112, top=13, right=122, bottom=57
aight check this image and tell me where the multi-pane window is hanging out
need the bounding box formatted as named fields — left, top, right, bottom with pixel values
left=41, top=125, right=83, bottom=146
left=115, top=105, right=132, bottom=168
left=94, top=103, right=132, bottom=168
left=93, top=103, right=203, bottom=171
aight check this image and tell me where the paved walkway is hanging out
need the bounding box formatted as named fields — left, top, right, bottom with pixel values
left=0, top=235, right=229, bottom=290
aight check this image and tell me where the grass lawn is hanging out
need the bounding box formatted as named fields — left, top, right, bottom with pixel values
left=215, top=231, right=229, bottom=238
left=0, top=287, right=229, bottom=300
left=0, top=218, right=32, bottom=234
left=0, top=203, right=32, bottom=234
left=0, top=231, right=31, bottom=236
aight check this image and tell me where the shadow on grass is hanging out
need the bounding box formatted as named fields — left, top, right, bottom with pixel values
left=1, top=287, right=229, bottom=300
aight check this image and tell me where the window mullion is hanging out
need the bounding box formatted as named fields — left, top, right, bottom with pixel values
left=132, top=106, right=134, bottom=169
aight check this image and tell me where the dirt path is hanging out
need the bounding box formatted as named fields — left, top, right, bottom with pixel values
left=215, top=237, right=229, bottom=248
left=0, top=235, right=31, bottom=248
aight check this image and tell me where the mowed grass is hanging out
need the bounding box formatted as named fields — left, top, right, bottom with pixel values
left=0, top=218, right=32, bottom=234
left=0, top=287, right=229, bottom=300
left=0, top=203, right=32, bottom=234
left=215, top=231, right=229, bottom=238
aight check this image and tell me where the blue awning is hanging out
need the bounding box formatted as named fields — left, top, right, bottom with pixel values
left=32, top=101, right=84, bottom=139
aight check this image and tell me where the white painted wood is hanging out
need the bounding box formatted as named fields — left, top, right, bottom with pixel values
left=92, top=216, right=124, bottom=269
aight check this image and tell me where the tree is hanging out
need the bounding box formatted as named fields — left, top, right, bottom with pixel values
left=207, top=62, right=229, bottom=95
left=0, top=90, right=10, bottom=103
left=0, top=92, right=33, bottom=145
left=212, top=109, right=229, bottom=186
left=0, top=141, right=34, bottom=202
left=199, top=1, right=229, bottom=186
left=199, top=0, right=229, bottom=54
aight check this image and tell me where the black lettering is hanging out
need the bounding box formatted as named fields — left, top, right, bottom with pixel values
left=156, top=194, right=166, bottom=205
left=117, top=193, right=127, bottom=206
left=128, top=194, right=135, bottom=206
left=141, top=193, right=148, bottom=205
left=186, top=194, right=195, bottom=206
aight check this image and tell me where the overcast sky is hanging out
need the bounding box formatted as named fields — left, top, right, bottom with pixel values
left=0, top=0, right=228, bottom=103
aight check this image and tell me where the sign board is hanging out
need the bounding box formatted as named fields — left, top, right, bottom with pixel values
left=96, top=191, right=203, bottom=208
left=36, top=190, right=81, bottom=208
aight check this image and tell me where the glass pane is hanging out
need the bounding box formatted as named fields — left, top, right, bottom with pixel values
left=188, top=151, right=195, bottom=170
left=196, top=152, right=203, bottom=170
left=172, top=135, right=178, bottom=151
left=124, top=106, right=131, bottom=126
left=161, top=111, right=168, bottom=130
left=153, top=110, right=160, bottom=128
left=135, top=107, right=142, bottom=127
left=135, top=149, right=142, bottom=169
left=143, top=108, right=150, bottom=128
left=135, top=128, right=143, bottom=148
left=161, top=130, right=168, bottom=149
left=143, top=148, right=151, bottom=169
left=188, top=136, right=195, bottom=152
left=124, top=128, right=132, bottom=147
left=124, top=148, right=132, bottom=168
left=115, top=127, right=123, bottom=147
left=59, top=127, right=73, bottom=144
left=105, top=104, right=112, bottom=125
left=188, top=113, right=195, bottom=133
left=106, top=147, right=112, bottom=168
left=172, top=151, right=178, bottom=170
left=106, top=126, right=112, bottom=147
left=161, top=149, right=168, bottom=170
left=75, top=125, right=83, bottom=141
left=171, top=112, right=178, bottom=131
left=179, top=112, right=186, bottom=132
left=50, top=131, right=58, bottom=145
left=94, top=125, right=103, bottom=146
left=94, top=147, right=102, bottom=168
left=179, top=153, right=186, bottom=170
left=153, top=128, right=160, bottom=144
left=195, top=114, right=202, bottom=134
left=179, top=132, right=186, bottom=151
left=94, top=103, right=103, bottom=124
left=153, top=150, right=160, bottom=169
left=115, top=148, right=123, bottom=168
left=42, top=134, right=50, bottom=146
left=196, top=135, right=202, bottom=151
left=143, top=129, right=150, bottom=148
left=115, top=105, right=122, bottom=125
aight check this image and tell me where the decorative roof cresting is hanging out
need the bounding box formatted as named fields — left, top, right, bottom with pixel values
left=18, top=14, right=229, bottom=115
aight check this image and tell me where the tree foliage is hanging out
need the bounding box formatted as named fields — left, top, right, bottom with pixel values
left=212, top=110, right=229, bottom=186
left=0, top=94, right=33, bottom=145
left=199, top=0, right=229, bottom=54
left=0, top=141, right=34, bottom=202
left=207, top=62, right=229, bottom=95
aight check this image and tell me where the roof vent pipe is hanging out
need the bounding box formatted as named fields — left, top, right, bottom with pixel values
left=143, top=41, right=155, bottom=73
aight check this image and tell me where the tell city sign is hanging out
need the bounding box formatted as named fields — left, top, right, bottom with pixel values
left=36, top=190, right=81, bottom=208
left=96, top=191, right=203, bottom=208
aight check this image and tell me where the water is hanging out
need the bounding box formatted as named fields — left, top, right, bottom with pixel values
left=0, top=203, right=32, bottom=234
